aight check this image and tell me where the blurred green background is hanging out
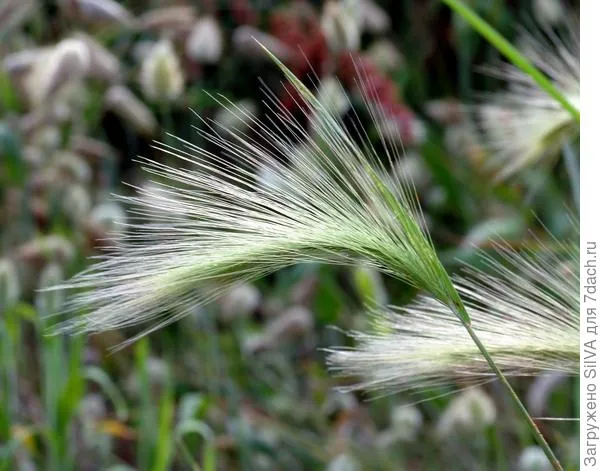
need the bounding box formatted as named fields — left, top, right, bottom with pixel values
left=0, top=0, right=579, bottom=470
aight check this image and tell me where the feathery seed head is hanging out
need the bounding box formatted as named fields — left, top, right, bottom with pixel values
left=327, top=236, right=578, bottom=395
left=52, top=46, right=466, bottom=341
left=477, top=22, right=579, bottom=179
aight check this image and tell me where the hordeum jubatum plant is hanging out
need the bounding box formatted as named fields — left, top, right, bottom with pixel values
left=54, top=48, right=467, bottom=340
left=49, top=35, right=575, bottom=469
left=476, top=18, right=580, bottom=180
left=328, top=236, right=579, bottom=395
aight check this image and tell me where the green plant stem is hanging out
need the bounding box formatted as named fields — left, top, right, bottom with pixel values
left=460, top=316, right=564, bottom=471
left=441, top=0, right=580, bottom=123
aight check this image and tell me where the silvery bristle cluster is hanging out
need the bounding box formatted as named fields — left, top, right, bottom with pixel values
left=328, top=237, right=578, bottom=395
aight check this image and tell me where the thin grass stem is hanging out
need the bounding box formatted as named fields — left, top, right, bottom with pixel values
left=460, top=314, right=564, bottom=471
left=441, top=0, right=580, bottom=123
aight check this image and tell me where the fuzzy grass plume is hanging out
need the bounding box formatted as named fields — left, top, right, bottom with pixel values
left=328, top=235, right=578, bottom=395
left=52, top=47, right=466, bottom=339
left=476, top=20, right=579, bottom=179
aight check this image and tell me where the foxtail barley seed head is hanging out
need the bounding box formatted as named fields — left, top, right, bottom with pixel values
left=477, top=21, right=579, bottom=179
left=139, top=39, right=184, bottom=103
left=327, top=235, right=578, bottom=395
left=51, top=46, right=467, bottom=342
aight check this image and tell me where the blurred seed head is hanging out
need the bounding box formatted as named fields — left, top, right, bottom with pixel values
left=436, top=388, right=496, bottom=438
left=62, top=184, right=93, bottom=225
left=354, top=0, right=390, bottom=34
left=365, top=40, right=404, bottom=73
left=327, top=453, right=361, bottom=471
left=232, top=26, right=293, bottom=61
left=89, top=202, right=127, bottom=238
left=25, top=38, right=91, bottom=106
left=219, top=283, right=261, bottom=322
left=185, top=16, right=224, bottom=64
left=424, top=98, right=465, bottom=125
left=104, top=85, right=158, bottom=136
left=36, top=262, right=65, bottom=315
left=245, top=306, right=314, bottom=353
left=139, top=39, right=184, bottom=103
left=30, top=125, right=62, bottom=152
left=322, top=390, right=359, bottom=419
left=71, top=135, right=115, bottom=162
left=321, top=1, right=361, bottom=53
left=526, top=372, right=568, bottom=418
left=73, top=33, right=122, bottom=83
left=213, top=99, right=258, bottom=135
left=126, top=357, right=170, bottom=396
left=54, top=151, right=93, bottom=184
left=518, top=446, right=553, bottom=471
left=138, top=6, right=196, bottom=34
left=393, top=151, right=432, bottom=192
left=17, top=235, right=76, bottom=266
left=475, top=23, right=579, bottom=179
left=376, top=403, right=423, bottom=447
left=376, top=106, right=426, bottom=147
left=3, top=47, right=49, bottom=77
left=532, top=0, right=565, bottom=27
left=0, top=0, right=36, bottom=34
left=443, top=121, right=484, bottom=166
left=63, top=0, right=133, bottom=26
left=390, top=404, right=422, bottom=436
left=78, top=393, right=107, bottom=423
left=316, top=77, right=351, bottom=118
